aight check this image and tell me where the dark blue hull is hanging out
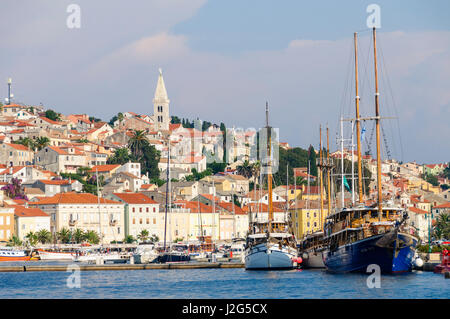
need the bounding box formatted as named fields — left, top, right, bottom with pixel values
left=324, top=232, right=417, bottom=273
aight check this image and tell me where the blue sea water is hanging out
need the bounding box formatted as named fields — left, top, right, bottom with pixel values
left=0, top=261, right=448, bottom=299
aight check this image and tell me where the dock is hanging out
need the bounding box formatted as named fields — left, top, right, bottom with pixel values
left=0, top=262, right=244, bottom=273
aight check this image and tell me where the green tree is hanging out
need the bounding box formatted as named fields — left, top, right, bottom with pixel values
left=85, top=230, right=100, bottom=244
left=7, top=235, right=22, bottom=247
left=57, top=227, right=72, bottom=244
left=35, top=136, right=50, bottom=150
left=308, top=145, right=318, bottom=177
left=124, top=235, right=136, bottom=244
left=24, top=231, right=38, bottom=246
left=73, top=228, right=86, bottom=244
left=237, top=160, right=253, bottom=179
left=13, top=137, right=36, bottom=150
left=45, top=109, right=61, bottom=121
left=207, top=161, right=227, bottom=174
left=107, top=148, right=131, bottom=165
left=433, top=213, right=450, bottom=240
left=171, top=116, right=181, bottom=124
left=150, top=234, right=159, bottom=243
left=128, top=130, right=148, bottom=159
left=36, top=229, right=52, bottom=244
left=137, top=229, right=150, bottom=242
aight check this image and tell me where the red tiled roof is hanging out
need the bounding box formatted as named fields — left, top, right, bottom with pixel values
left=12, top=205, right=49, bottom=217
left=408, top=206, right=428, bottom=214
left=89, top=164, right=120, bottom=172
left=30, top=192, right=122, bottom=205
left=173, top=200, right=214, bottom=213
left=434, top=202, right=450, bottom=209
left=113, top=193, right=157, bottom=204
left=5, top=143, right=30, bottom=151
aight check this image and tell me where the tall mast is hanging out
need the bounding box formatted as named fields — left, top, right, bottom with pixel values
left=319, top=125, right=323, bottom=229
left=286, top=163, right=289, bottom=232
left=340, top=118, right=345, bottom=207
left=96, top=167, right=102, bottom=245
left=266, top=102, right=273, bottom=232
left=163, top=143, right=170, bottom=251
left=326, top=126, right=331, bottom=221
left=354, top=32, right=364, bottom=203
left=372, top=27, right=383, bottom=218
left=212, top=180, right=215, bottom=241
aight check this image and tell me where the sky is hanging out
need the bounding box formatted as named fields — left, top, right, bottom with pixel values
left=1, top=0, right=449, bottom=164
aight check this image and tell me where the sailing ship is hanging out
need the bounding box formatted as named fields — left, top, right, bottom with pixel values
left=298, top=127, right=332, bottom=269
left=244, top=103, right=299, bottom=270
left=156, top=143, right=190, bottom=263
left=322, top=28, right=418, bottom=273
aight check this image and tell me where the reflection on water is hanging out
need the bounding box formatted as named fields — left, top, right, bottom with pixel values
left=0, top=262, right=448, bottom=299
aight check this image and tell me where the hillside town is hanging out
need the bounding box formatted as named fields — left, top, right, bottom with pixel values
left=0, top=72, right=448, bottom=248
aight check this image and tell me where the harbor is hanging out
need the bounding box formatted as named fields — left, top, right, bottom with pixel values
left=0, top=263, right=448, bottom=299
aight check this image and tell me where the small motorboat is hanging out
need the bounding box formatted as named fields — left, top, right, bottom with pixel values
left=0, top=248, right=31, bottom=261
left=433, top=249, right=450, bottom=274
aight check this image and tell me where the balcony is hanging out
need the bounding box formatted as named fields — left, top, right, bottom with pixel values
left=68, top=219, right=78, bottom=227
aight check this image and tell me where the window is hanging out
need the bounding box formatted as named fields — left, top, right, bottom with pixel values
left=146, top=208, right=149, bottom=213
left=6, top=216, right=10, bottom=225
left=0, top=216, right=3, bottom=225
left=132, top=207, right=135, bottom=213
left=139, top=208, right=142, bottom=213
left=139, top=219, right=142, bottom=224
left=146, top=218, right=149, bottom=224
left=153, top=207, right=156, bottom=213
left=132, top=218, right=135, bottom=224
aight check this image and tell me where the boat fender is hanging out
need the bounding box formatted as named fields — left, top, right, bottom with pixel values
left=414, top=257, right=424, bottom=268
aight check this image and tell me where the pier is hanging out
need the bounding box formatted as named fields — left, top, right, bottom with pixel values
left=0, top=262, right=244, bottom=273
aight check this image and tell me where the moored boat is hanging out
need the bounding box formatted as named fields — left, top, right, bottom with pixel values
left=37, top=249, right=76, bottom=261
left=244, top=103, right=299, bottom=270
left=0, top=248, right=31, bottom=261
left=299, top=232, right=326, bottom=269
left=322, top=28, right=418, bottom=274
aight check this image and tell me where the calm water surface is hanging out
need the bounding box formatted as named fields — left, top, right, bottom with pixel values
left=0, top=261, right=448, bottom=298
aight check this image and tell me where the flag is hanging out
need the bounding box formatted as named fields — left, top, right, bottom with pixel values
left=343, top=176, right=351, bottom=192
left=361, top=127, right=366, bottom=141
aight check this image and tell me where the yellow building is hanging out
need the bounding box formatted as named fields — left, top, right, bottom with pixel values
left=0, top=206, right=15, bottom=243
left=290, top=200, right=329, bottom=240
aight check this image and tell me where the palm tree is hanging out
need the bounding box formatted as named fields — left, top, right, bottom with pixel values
left=150, top=234, right=159, bottom=243
left=137, top=229, right=149, bottom=242
left=36, top=229, right=52, bottom=244
left=73, top=228, right=85, bottom=244
left=57, top=227, right=72, bottom=244
left=7, top=235, right=23, bottom=247
left=85, top=230, right=100, bottom=244
left=35, top=136, right=50, bottom=151
left=128, top=130, right=149, bottom=159
left=433, top=213, right=450, bottom=240
left=124, top=235, right=136, bottom=244
left=14, top=137, right=35, bottom=150
left=237, top=160, right=253, bottom=179
left=251, top=161, right=261, bottom=184
left=24, top=231, right=38, bottom=246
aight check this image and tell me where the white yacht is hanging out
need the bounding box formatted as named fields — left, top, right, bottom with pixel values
left=133, top=243, right=159, bottom=264
left=245, top=233, right=298, bottom=269
left=244, top=103, right=299, bottom=270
